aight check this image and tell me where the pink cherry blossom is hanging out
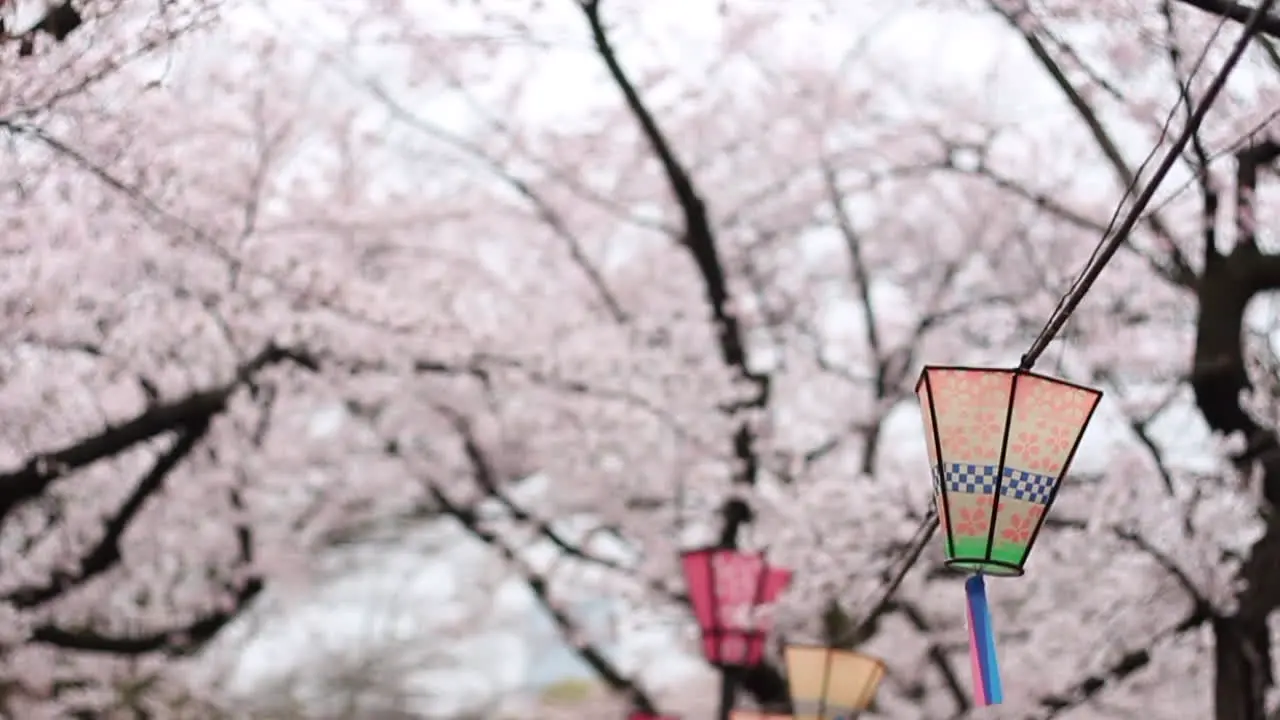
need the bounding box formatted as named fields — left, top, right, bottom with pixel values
left=1, top=0, right=1273, bottom=717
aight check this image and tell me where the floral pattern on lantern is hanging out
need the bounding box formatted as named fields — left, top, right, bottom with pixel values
left=681, top=548, right=792, bottom=667
left=916, top=366, right=1102, bottom=575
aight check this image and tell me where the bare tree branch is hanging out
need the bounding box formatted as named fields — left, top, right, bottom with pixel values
left=423, top=473, right=661, bottom=715
left=324, top=63, right=631, bottom=324
left=1175, top=0, right=1280, bottom=38
left=6, top=421, right=212, bottom=608
left=436, top=406, right=689, bottom=606
left=28, top=573, right=264, bottom=655
left=1, top=1, right=82, bottom=57
left=986, top=0, right=1199, bottom=289
left=0, top=343, right=316, bottom=525
left=889, top=599, right=971, bottom=714
left=821, top=159, right=892, bottom=475
left=1030, top=608, right=1212, bottom=719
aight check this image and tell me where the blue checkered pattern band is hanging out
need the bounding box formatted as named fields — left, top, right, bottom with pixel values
left=937, top=463, right=1057, bottom=504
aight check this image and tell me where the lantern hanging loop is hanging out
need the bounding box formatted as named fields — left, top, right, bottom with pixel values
left=1017, top=0, right=1273, bottom=372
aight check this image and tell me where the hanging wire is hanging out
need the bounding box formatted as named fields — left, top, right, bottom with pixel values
left=1145, top=105, right=1280, bottom=218
left=1034, top=10, right=1230, bottom=374
left=1020, top=0, right=1277, bottom=371
left=831, top=507, right=939, bottom=647
left=836, top=0, right=1277, bottom=645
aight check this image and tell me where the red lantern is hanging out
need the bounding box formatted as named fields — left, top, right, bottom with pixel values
left=681, top=547, right=792, bottom=667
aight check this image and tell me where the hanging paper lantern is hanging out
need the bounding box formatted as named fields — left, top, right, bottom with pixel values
left=784, top=645, right=886, bottom=719
left=681, top=547, right=792, bottom=667
left=916, top=365, right=1102, bottom=705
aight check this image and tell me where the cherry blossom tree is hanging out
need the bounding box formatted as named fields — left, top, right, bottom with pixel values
left=8, top=0, right=1280, bottom=718
left=331, top=1, right=1278, bottom=718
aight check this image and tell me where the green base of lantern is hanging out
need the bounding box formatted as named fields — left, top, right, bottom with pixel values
left=943, top=536, right=1028, bottom=576
left=944, top=558, right=1023, bottom=576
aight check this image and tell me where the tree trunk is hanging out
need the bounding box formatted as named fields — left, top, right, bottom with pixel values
left=1192, top=247, right=1280, bottom=720
left=1187, top=141, right=1280, bottom=720
left=1213, top=616, right=1270, bottom=720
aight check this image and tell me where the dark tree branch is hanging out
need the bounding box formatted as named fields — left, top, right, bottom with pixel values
left=821, top=160, right=890, bottom=476
left=28, top=575, right=263, bottom=655
left=889, top=599, right=971, bottom=714
left=988, top=0, right=1198, bottom=289
left=580, top=2, right=750, bottom=373
left=1, top=1, right=82, bottom=57
left=1190, top=132, right=1280, bottom=720
left=0, top=344, right=316, bottom=525
left=579, top=0, right=770, bottom=546
left=1028, top=607, right=1212, bottom=719
left=1174, top=0, right=1280, bottom=39
left=580, top=5, right=783, bottom=710
left=23, top=375, right=274, bottom=658
left=362, top=401, right=662, bottom=713
left=1161, top=0, right=1223, bottom=267
left=6, top=421, right=212, bottom=608
left=436, top=407, right=688, bottom=606
left=1129, top=418, right=1179, bottom=496
left=423, top=475, right=661, bottom=714
left=343, top=387, right=681, bottom=716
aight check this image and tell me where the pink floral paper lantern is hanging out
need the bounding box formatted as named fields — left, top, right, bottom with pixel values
left=681, top=547, right=792, bottom=667
left=916, top=365, right=1102, bottom=707
left=916, top=366, right=1101, bottom=575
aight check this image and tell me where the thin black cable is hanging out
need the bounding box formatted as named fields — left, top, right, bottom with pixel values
left=834, top=508, right=938, bottom=647
left=1145, top=104, right=1280, bottom=217
left=1020, top=0, right=1275, bottom=371
left=1031, top=10, right=1229, bottom=361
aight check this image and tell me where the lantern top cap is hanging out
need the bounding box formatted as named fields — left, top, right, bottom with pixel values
left=914, top=365, right=1103, bottom=396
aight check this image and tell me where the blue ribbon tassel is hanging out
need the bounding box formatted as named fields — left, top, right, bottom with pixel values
left=965, top=574, right=1004, bottom=705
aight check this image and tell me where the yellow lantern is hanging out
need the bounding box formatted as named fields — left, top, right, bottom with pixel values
left=784, top=645, right=886, bottom=719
